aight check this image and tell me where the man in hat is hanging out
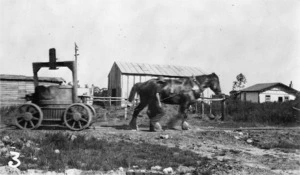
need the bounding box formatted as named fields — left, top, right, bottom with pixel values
left=147, top=76, right=166, bottom=131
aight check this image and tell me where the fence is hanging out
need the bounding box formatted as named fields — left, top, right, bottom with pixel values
left=196, top=96, right=226, bottom=120
left=91, top=96, right=130, bottom=119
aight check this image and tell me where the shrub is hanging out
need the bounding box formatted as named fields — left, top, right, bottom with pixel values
left=225, top=98, right=299, bottom=125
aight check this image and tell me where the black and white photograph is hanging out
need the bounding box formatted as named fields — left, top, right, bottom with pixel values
left=0, top=0, right=299, bottom=174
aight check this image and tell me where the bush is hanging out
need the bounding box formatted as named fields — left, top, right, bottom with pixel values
left=225, top=98, right=299, bottom=125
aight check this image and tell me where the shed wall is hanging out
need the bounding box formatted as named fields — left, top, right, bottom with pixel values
left=0, top=80, right=61, bottom=106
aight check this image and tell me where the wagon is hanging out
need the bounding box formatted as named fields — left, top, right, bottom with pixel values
left=14, top=48, right=95, bottom=131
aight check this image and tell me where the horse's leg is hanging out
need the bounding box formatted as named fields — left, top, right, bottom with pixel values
left=180, top=103, right=191, bottom=130
left=167, top=106, right=183, bottom=130
left=148, top=102, right=164, bottom=132
left=129, top=100, right=148, bottom=130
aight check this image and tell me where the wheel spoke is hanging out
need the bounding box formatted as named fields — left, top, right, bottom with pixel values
left=17, top=118, right=25, bottom=122
left=78, top=121, right=83, bottom=129
left=24, top=121, right=28, bottom=128
left=72, top=121, right=76, bottom=128
left=29, top=121, right=35, bottom=128
left=66, top=118, right=73, bottom=122
left=79, top=118, right=88, bottom=122
left=32, top=117, right=39, bottom=120
left=16, top=115, right=23, bottom=119
left=26, top=106, right=31, bottom=112
left=30, top=110, right=38, bottom=115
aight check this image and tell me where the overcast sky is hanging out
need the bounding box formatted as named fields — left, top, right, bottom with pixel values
left=1, top=0, right=299, bottom=94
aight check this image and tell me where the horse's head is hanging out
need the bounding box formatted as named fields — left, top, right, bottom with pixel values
left=195, top=73, right=222, bottom=95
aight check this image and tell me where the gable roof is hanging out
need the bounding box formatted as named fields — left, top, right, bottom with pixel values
left=0, top=74, right=65, bottom=83
left=240, top=82, right=298, bottom=94
left=114, top=61, right=205, bottom=77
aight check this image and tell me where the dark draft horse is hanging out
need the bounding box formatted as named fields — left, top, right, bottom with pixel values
left=128, top=73, right=222, bottom=131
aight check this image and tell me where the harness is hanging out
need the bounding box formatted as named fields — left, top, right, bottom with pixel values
left=160, top=78, right=200, bottom=102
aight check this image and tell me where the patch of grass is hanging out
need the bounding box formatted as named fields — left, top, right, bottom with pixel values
left=1, top=132, right=211, bottom=172
left=0, top=105, right=18, bottom=126
left=225, top=98, right=300, bottom=125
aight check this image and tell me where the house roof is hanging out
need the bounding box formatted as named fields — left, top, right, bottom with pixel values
left=240, top=82, right=298, bottom=94
left=0, top=74, right=65, bottom=83
left=114, top=61, right=206, bottom=77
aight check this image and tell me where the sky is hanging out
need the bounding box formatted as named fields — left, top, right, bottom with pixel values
left=0, top=0, right=299, bottom=94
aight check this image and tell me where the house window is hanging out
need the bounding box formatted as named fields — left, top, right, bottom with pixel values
left=278, top=97, right=283, bottom=102
left=265, top=95, right=271, bottom=102
left=284, top=96, right=289, bottom=101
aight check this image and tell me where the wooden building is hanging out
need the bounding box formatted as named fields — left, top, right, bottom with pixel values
left=239, top=82, right=298, bottom=103
left=0, top=74, right=64, bottom=106
left=108, top=61, right=212, bottom=105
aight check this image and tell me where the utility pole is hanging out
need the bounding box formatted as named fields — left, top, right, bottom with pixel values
left=74, top=42, right=79, bottom=87
left=74, top=42, right=79, bottom=62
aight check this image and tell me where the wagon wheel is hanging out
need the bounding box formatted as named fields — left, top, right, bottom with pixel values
left=84, top=104, right=96, bottom=117
left=15, top=103, right=43, bottom=130
left=63, top=103, right=92, bottom=131
left=84, top=104, right=96, bottom=126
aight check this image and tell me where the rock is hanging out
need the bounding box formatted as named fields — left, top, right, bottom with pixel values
left=54, top=149, right=60, bottom=154
left=234, top=136, right=240, bottom=140
left=0, top=166, right=21, bottom=175
left=65, top=169, right=82, bottom=175
left=218, top=150, right=226, bottom=156
left=163, top=167, right=173, bottom=174
left=216, top=156, right=224, bottom=162
left=160, top=134, right=169, bottom=139
left=25, top=140, right=34, bottom=147
left=151, top=165, right=162, bottom=171
left=0, top=147, right=9, bottom=158
left=2, top=136, right=10, bottom=144
left=246, top=138, right=253, bottom=144
left=70, top=135, right=77, bottom=141
left=119, top=167, right=124, bottom=171
left=177, top=165, right=195, bottom=174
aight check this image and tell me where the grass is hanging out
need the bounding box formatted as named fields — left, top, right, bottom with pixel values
left=0, top=105, right=18, bottom=126
left=0, top=131, right=213, bottom=173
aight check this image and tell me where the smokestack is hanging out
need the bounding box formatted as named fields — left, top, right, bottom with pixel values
left=289, top=81, right=293, bottom=88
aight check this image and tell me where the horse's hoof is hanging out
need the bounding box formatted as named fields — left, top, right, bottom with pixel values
left=130, top=125, right=139, bottom=131
left=182, top=121, right=191, bottom=130
left=150, top=122, right=163, bottom=132
left=129, top=120, right=139, bottom=130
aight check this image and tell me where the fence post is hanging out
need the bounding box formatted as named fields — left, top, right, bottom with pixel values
left=124, top=101, right=128, bottom=119
left=201, top=101, right=204, bottom=117
left=109, top=96, right=111, bottom=109
left=221, top=95, right=226, bottom=121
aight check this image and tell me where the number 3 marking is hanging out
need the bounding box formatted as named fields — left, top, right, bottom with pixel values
left=8, top=151, right=21, bottom=168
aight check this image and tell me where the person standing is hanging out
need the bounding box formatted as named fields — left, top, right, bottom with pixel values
left=147, top=76, right=166, bottom=132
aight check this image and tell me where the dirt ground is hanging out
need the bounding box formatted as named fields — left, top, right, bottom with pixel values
left=1, top=106, right=300, bottom=175
left=68, top=106, right=300, bottom=175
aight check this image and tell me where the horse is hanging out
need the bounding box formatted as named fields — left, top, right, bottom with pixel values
left=128, top=73, right=222, bottom=131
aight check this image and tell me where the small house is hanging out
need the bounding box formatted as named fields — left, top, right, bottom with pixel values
left=0, top=74, right=64, bottom=106
left=239, top=82, right=298, bottom=103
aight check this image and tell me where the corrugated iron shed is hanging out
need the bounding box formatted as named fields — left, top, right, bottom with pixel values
left=0, top=74, right=65, bottom=83
left=115, top=61, right=205, bottom=77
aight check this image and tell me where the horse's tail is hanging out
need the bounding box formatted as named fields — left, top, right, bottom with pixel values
left=128, top=83, right=141, bottom=102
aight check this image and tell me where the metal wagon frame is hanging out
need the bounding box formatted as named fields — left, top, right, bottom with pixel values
left=14, top=47, right=95, bottom=131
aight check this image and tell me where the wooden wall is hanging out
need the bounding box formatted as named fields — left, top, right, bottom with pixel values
left=0, top=80, right=60, bottom=106
left=108, top=63, right=122, bottom=104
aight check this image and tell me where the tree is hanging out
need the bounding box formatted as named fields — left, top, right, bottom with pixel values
left=232, top=73, right=247, bottom=91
